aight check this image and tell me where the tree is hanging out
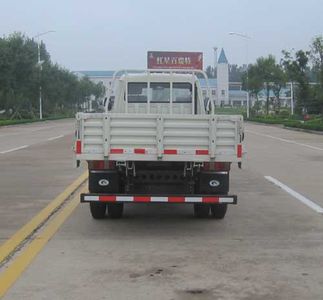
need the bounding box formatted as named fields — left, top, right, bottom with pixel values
left=205, top=65, right=215, bottom=78
left=272, top=65, right=287, bottom=113
left=0, top=32, right=105, bottom=119
left=310, top=35, right=323, bottom=113
left=246, top=55, right=286, bottom=115
left=0, top=33, right=40, bottom=118
left=229, top=64, right=245, bottom=82
left=281, top=50, right=311, bottom=113
left=248, top=55, right=282, bottom=114
left=205, top=64, right=245, bottom=81
left=311, top=35, right=323, bottom=84
left=257, top=56, right=276, bottom=114
left=242, top=64, right=262, bottom=102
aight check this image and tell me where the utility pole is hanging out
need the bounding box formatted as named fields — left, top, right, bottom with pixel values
left=290, top=82, right=294, bottom=115
left=213, top=47, right=218, bottom=77
left=33, top=31, right=55, bottom=119
left=229, top=32, right=251, bottom=118
left=213, top=47, right=218, bottom=106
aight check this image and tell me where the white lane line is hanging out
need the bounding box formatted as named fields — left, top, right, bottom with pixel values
left=246, top=129, right=323, bottom=151
left=47, top=135, right=64, bottom=141
left=0, top=145, right=29, bottom=154
left=265, top=176, right=323, bottom=213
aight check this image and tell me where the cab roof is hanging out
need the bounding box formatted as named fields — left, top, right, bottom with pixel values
left=119, top=72, right=198, bottom=83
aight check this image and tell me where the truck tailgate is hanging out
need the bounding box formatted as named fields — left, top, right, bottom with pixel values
left=75, top=113, right=243, bottom=162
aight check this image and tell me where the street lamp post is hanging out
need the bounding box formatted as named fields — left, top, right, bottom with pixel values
left=290, top=82, right=294, bottom=115
left=213, top=46, right=218, bottom=75
left=229, top=32, right=251, bottom=118
left=33, top=30, right=55, bottom=120
left=289, top=48, right=295, bottom=115
left=213, top=47, right=218, bottom=106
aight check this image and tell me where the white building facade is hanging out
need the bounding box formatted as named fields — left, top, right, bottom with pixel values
left=216, top=49, right=230, bottom=106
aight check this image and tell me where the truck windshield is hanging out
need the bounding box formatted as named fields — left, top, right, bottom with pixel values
left=128, top=82, right=148, bottom=103
left=173, top=83, right=192, bottom=103
left=151, top=83, right=170, bottom=103
left=127, top=82, right=192, bottom=103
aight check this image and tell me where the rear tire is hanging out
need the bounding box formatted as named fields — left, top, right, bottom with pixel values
left=107, top=203, right=124, bottom=219
left=90, top=202, right=106, bottom=219
left=194, top=204, right=210, bottom=218
left=210, top=204, right=227, bottom=219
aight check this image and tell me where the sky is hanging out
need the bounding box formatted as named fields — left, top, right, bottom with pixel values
left=0, top=0, right=322, bottom=71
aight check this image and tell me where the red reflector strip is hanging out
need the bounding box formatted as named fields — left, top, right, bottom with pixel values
left=202, top=197, right=219, bottom=203
left=110, top=148, right=124, bottom=154
left=134, top=148, right=145, bottom=154
left=164, top=149, right=177, bottom=155
left=134, top=196, right=150, bottom=202
left=168, top=196, right=185, bottom=203
left=109, top=148, right=210, bottom=156
left=237, top=144, right=242, bottom=158
left=196, top=149, right=209, bottom=155
left=82, top=195, right=235, bottom=204
left=99, top=195, right=116, bottom=202
left=75, top=140, right=82, bottom=154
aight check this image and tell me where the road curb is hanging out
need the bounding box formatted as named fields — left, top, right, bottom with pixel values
left=283, top=126, right=323, bottom=135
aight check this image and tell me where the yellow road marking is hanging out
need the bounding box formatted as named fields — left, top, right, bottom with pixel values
left=0, top=172, right=87, bottom=264
left=0, top=186, right=86, bottom=298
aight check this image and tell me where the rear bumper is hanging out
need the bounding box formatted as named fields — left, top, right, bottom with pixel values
left=81, top=194, right=237, bottom=204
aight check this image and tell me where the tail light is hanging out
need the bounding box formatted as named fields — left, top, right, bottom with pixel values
left=75, top=140, right=82, bottom=154
left=88, top=160, right=116, bottom=170
left=203, top=162, right=230, bottom=171
left=237, top=144, right=242, bottom=158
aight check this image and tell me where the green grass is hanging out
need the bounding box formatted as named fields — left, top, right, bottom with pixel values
left=0, top=115, right=73, bottom=127
left=248, top=115, right=323, bottom=132
left=283, top=118, right=323, bottom=131
left=215, top=107, right=247, bottom=117
left=248, top=116, right=288, bottom=124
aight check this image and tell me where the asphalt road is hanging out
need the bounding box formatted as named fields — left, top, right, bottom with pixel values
left=0, top=119, right=84, bottom=239
left=2, top=121, right=323, bottom=300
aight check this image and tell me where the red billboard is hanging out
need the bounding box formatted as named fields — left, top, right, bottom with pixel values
left=147, top=51, right=203, bottom=70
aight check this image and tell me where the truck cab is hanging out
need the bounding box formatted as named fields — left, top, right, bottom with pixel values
left=110, top=72, right=207, bottom=115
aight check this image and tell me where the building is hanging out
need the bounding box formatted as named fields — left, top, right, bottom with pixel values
left=199, top=48, right=247, bottom=106
left=217, top=49, right=230, bottom=105
left=74, top=70, right=116, bottom=98
left=199, top=78, right=217, bottom=103
left=256, top=87, right=292, bottom=107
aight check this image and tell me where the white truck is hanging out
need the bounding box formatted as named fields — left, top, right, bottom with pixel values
left=74, top=69, right=244, bottom=219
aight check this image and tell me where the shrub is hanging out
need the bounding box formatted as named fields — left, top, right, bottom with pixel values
left=248, top=115, right=323, bottom=131
left=279, top=110, right=290, bottom=118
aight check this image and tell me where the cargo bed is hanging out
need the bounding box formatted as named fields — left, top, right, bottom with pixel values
left=75, top=113, right=243, bottom=163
